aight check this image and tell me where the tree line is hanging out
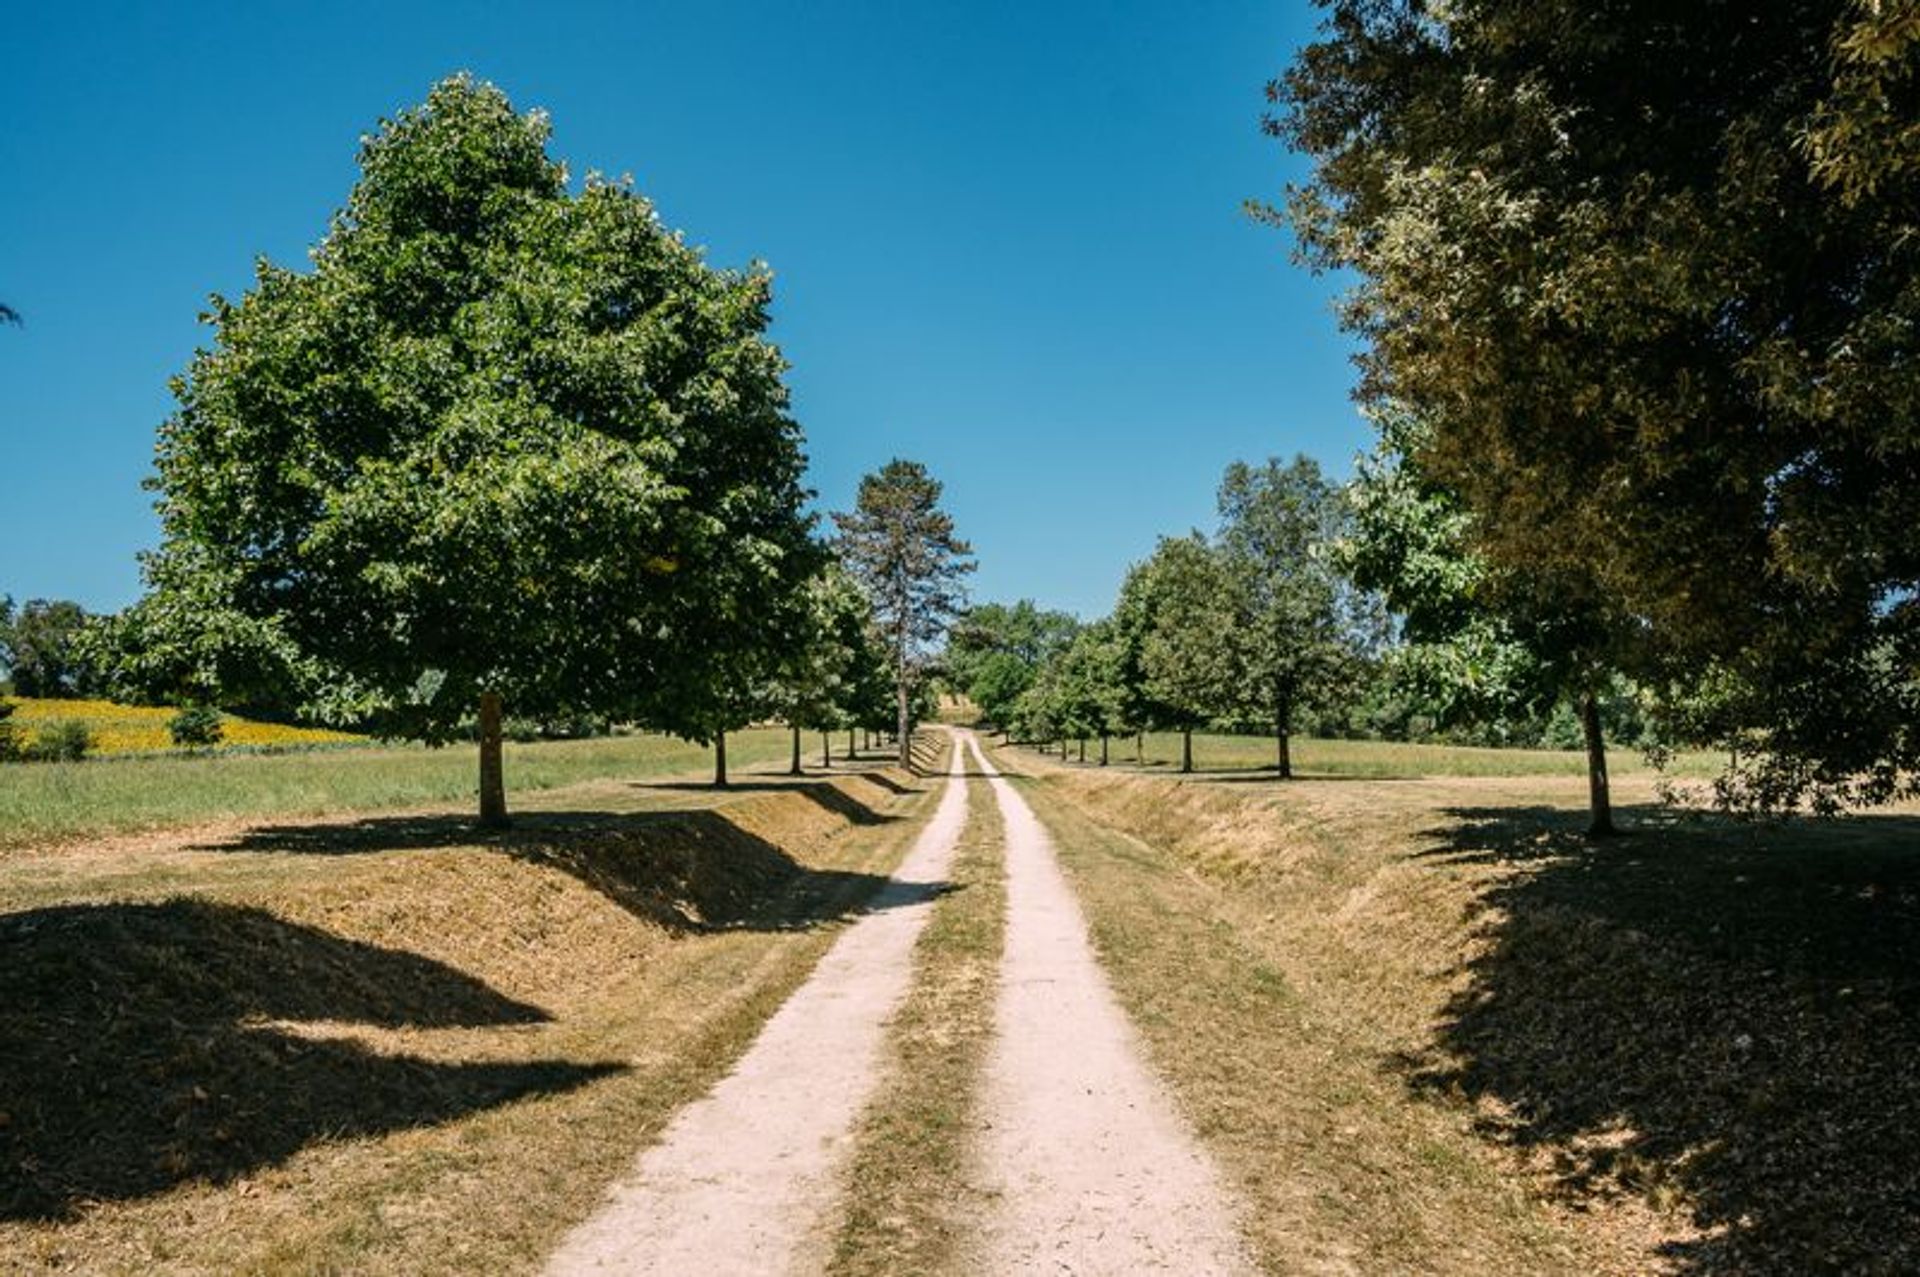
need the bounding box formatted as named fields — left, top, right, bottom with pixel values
left=1136, top=0, right=1917, bottom=833
left=0, top=76, right=975, bottom=813
left=956, top=0, right=1920, bottom=834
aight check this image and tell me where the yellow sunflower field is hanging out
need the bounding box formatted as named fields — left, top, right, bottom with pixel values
left=4, top=698, right=363, bottom=756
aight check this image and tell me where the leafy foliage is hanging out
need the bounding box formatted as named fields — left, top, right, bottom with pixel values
left=1270, top=0, right=1920, bottom=810
left=106, top=76, right=816, bottom=767
left=1, top=598, right=101, bottom=699
left=832, top=459, right=974, bottom=758
left=167, top=705, right=226, bottom=750
left=946, top=599, right=1080, bottom=728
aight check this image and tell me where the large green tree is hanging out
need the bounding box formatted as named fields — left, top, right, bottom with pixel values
left=1115, top=534, right=1236, bottom=773
left=832, top=459, right=975, bottom=767
left=1272, top=0, right=1920, bottom=811
left=1215, top=455, right=1367, bottom=778
left=113, top=75, right=815, bottom=823
left=772, top=561, right=889, bottom=774
left=1346, top=411, right=1629, bottom=833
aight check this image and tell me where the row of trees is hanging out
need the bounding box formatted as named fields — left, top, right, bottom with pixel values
left=953, top=456, right=1384, bottom=777
left=1256, top=0, right=1920, bottom=825
left=0, top=597, right=100, bottom=698
left=64, top=75, right=970, bottom=819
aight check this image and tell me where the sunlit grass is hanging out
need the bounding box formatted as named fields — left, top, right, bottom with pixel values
left=0, top=727, right=794, bottom=847
left=1008, top=729, right=1723, bottom=779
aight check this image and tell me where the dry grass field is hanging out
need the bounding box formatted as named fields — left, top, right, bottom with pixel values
left=0, top=736, right=949, bottom=1274
left=997, top=739, right=1920, bottom=1275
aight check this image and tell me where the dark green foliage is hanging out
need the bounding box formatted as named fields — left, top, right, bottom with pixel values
left=103, top=76, right=815, bottom=813
left=0, top=598, right=99, bottom=699
left=0, top=699, right=17, bottom=762
left=24, top=719, right=94, bottom=763
left=1271, top=1, right=1920, bottom=811
left=832, top=460, right=974, bottom=763
left=946, top=599, right=1080, bottom=728
left=167, top=705, right=225, bottom=749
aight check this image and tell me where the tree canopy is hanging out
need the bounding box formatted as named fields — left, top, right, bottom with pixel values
left=832, top=458, right=974, bottom=766
left=108, top=74, right=816, bottom=818
left=1271, top=0, right=1920, bottom=812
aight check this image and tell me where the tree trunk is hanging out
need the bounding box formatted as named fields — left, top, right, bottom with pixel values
left=822, top=731, right=832, bottom=768
left=1100, top=734, right=1109, bottom=766
left=1078, top=738, right=1086, bottom=763
left=1136, top=731, right=1144, bottom=764
left=851, top=727, right=859, bottom=757
left=714, top=731, right=729, bottom=789
left=1276, top=727, right=1292, bottom=779
left=478, top=690, right=507, bottom=828
left=896, top=618, right=912, bottom=770
left=1581, top=689, right=1616, bottom=837
left=1181, top=727, right=1193, bottom=774
left=789, top=723, right=802, bottom=775
left=1059, top=737, right=1068, bottom=760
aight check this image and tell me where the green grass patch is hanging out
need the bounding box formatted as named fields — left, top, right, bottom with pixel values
left=1006, top=728, right=1720, bottom=779
left=0, top=728, right=794, bottom=848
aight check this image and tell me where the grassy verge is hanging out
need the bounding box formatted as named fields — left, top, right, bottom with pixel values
left=0, top=744, right=948, bottom=1274
left=1002, top=728, right=1721, bottom=779
left=995, top=748, right=1654, bottom=1275
left=828, top=773, right=1006, bottom=1276
left=0, top=727, right=797, bottom=848
left=999, top=745, right=1920, bottom=1275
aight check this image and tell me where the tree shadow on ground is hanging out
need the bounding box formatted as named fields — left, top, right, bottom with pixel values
left=195, top=806, right=944, bottom=934
left=0, top=900, right=619, bottom=1221
left=1398, top=802, right=1920, bottom=1274
left=630, top=777, right=901, bottom=827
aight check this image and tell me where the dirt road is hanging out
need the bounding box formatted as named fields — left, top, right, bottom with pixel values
left=545, top=730, right=1249, bottom=1273
left=964, top=732, right=1252, bottom=1275
left=544, top=739, right=969, bottom=1276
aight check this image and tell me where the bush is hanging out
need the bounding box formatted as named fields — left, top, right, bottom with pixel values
left=25, top=719, right=94, bottom=763
left=168, top=705, right=226, bottom=749
left=0, top=699, right=17, bottom=762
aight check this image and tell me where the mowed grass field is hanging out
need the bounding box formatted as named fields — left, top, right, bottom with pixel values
left=0, top=734, right=954, bottom=1274
left=0, top=726, right=795, bottom=848
left=994, top=740, right=1920, bottom=1275
left=1019, top=727, right=1725, bottom=779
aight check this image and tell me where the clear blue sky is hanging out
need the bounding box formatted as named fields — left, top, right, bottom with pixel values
left=1, top=0, right=1363, bottom=621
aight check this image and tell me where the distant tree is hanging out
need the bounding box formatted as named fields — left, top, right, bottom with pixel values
left=1271, top=0, right=1920, bottom=812
left=1052, top=620, right=1130, bottom=764
left=112, top=75, right=815, bottom=824
left=946, top=599, right=1080, bottom=730
left=773, top=562, right=886, bottom=774
left=2, top=599, right=98, bottom=699
left=1115, top=534, right=1236, bottom=773
left=1345, top=413, right=1629, bottom=834
left=1214, top=455, right=1366, bottom=777
left=832, top=459, right=975, bottom=767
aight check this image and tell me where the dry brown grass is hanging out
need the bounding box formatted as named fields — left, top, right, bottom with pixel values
left=827, top=774, right=1006, bottom=1276
left=996, top=748, right=1679, bottom=1275
left=1000, top=744, right=1920, bottom=1275
left=0, top=746, right=950, bottom=1274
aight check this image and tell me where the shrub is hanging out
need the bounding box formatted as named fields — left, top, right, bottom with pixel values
left=0, top=699, right=17, bottom=762
left=26, top=719, right=94, bottom=763
left=168, top=705, right=226, bottom=749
